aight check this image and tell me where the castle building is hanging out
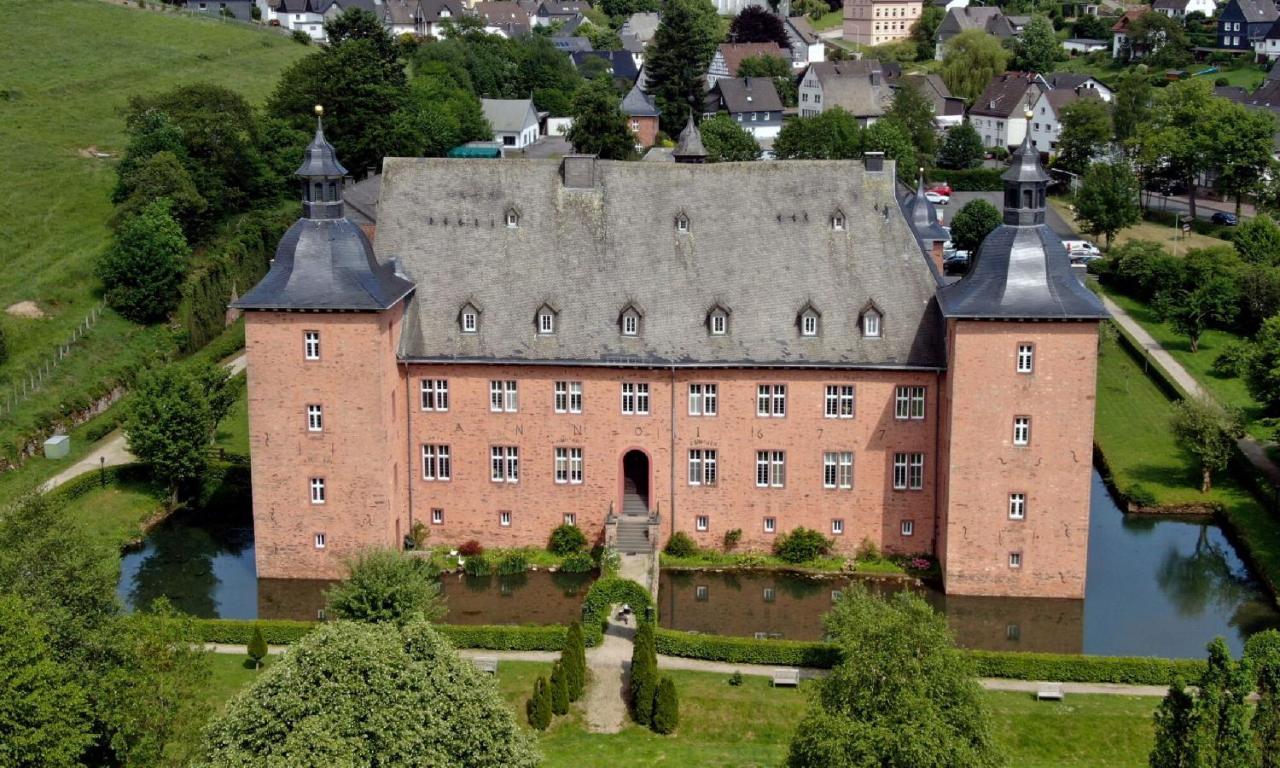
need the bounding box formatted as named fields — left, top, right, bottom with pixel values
left=843, top=0, right=923, bottom=46
left=234, top=116, right=1107, bottom=599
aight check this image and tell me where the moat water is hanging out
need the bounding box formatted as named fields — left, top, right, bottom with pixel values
left=117, top=469, right=1280, bottom=658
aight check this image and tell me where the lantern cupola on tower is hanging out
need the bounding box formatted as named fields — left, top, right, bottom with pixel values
left=298, top=105, right=348, bottom=220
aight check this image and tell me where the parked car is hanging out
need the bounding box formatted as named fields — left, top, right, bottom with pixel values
left=1062, top=240, right=1101, bottom=259
left=928, top=183, right=953, bottom=197
left=924, top=190, right=950, bottom=205
left=1210, top=211, right=1238, bottom=226
left=943, top=249, right=969, bottom=265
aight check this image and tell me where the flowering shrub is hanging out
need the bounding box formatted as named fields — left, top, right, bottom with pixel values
left=459, top=540, right=484, bottom=557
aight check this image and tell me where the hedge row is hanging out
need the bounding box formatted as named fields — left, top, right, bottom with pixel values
left=438, top=624, right=566, bottom=651
left=188, top=618, right=316, bottom=645
left=49, top=463, right=159, bottom=503
left=581, top=577, right=653, bottom=646
left=929, top=168, right=1004, bottom=191
left=654, top=629, right=842, bottom=668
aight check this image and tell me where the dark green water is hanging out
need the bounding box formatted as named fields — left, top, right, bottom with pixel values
left=118, top=469, right=1280, bottom=657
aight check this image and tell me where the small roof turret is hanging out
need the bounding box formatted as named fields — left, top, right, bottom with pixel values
left=673, top=115, right=707, bottom=163
left=903, top=167, right=949, bottom=250
left=1002, top=114, right=1050, bottom=186
left=296, top=105, right=348, bottom=179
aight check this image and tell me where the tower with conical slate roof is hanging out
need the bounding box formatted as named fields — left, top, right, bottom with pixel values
left=233, top=108, right=416, bottom=580
left=935, top=117, right=1108, bottom=599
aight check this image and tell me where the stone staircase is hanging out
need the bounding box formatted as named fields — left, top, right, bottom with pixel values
left=616, top=479, right=653, bottom=554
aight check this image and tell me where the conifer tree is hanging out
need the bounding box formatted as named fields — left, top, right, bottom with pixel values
left=652, top=676, right=679, bottom=734
left=550, top=660, right=569, bottom=716
left=644, top=0, right=719, bottom=133
left=630, top=621, right=658, bottom=725
left=1195, top=638, right=1256, bottom=767
left=1150, top=677, right=1199, bottom=768
left=526, top=676, right=552, bottom=730
left=1255, top=659, right=1280, bottom=768
left=247, top=626, right=267, bottom=670
left=564, top=621, right=586, bottom=701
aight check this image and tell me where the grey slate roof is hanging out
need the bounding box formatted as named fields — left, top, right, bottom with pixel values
left=571, top=51, right=641, bottom=83
left=621, top=83, right=659, bottom=116
left=969, top=72, right=1044, bottom=118
left=296, top=121, right=348, bottom=178
left=673, top=116, right=707, bottom=159
left=620, top=11, right=660, bottom=42
left=900, top=174, right=949, bottom=254
left=374, top=158, right=944, bottom=368
left=715, top=77, right=784, bottom=114
left=552, top=36, right=592, bottom=52
left=481, top=98, right=537, bottom=133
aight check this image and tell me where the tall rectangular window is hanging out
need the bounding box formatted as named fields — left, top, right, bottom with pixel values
left=621, top=382, right=650, bottom=415
left=431, top=508, right=444, bottom=525
left=554, top=381, right=583, bottom=414
left=688, top=383, right=718, bottom=416
left=892, top=454, right=908, bottom=490
left=555, top=447, right=584, bottom=484
left=314, top=532, right=326, bottom=549
left=310, top=477, right=326, bottom=504
left=822, top=451, right=854, bottom=489
left=908, top=453, right=924, bottom=490
left=831, top=519, right=844, bottom=535
left=307, top=404, right=323, bottom=432
left=1009, top=492, right=1026, bottom=520
left=756, top=450, right=785, bottom=487
left=304, top=330, right=320, bottom=360
left=895, top=386, right=926, bottom=420
left=491, top=446, right=518, bottom=483
left=901, top=520, right=914, bottom=536
left=757, top=384, right=786, bottom=417
left=763, top=516, right=776, bottom=533
left=688, top=449, right=717, bottom=485
left=500, top=510, right=512, bottom=527
left=420, top=379, right=449, bottom=411
left=421, top=445, right=451, bottom=481
left=489, top=380, right=518, bottom=412
left=1017, top=343, right=1034, bottom=373
left=825, top=385, right=855, bottom=418
left=695, top=515, right=709, bottom=532
left=1013, top=416, right=1031, bottom=446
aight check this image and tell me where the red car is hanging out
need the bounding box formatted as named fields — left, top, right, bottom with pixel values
left=928, top=183, right=953, bottom=197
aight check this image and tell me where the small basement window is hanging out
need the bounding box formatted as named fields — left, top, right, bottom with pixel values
left=675, top=213, right=690, bottom=233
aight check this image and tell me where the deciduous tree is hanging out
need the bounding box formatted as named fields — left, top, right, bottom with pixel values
left=698, top=113, right=762, bottom=162
left=774, top=107, right=862, bottom=159
left=125, top=363, right=216, bottom=495
left=950, top=199, right=1002, bottom=252
left=96, top=198, right=189, bottom=324
left=1170, top=398, right=1244, bottom=493
left=861, top=119, right=916, bottom=165
left=566, top=77, right=636, bottom=159
left=324, top=548, right=445, bottom=625
left=1112, top=70, right=1152, bottom=145
left=937, top=121, right=985, bottom=169
left=887, top=79, right=938, bottom=159
left=1213, top=105, right=1277, bottom=216
left=910, top=5, right=945, bottom=60
left=1055, top=96, right=1111, bottom=175
left=1233, top=215, right=1280, bottom=266
left=113, top=151, right=209, bottom=238
left=736, top=53, right=797, bottom=106
left=940, top=30, right=1010, bottom=103
left=1011, top=15, right=1060, bottom=74
left=1075, top=160, right=1140, bottom=247
left=1247, top=315, right=1280, bottom=413
left=729, top=6, right=789, bottom=47
left=1124, top=11, right=1190, bottom=68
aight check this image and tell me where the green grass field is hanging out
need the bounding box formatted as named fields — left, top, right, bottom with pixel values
left=0, top=0, right=304, bottom=458
left=197, top=658, right=1158, bottom=767
left=1050, top=58, right=1267, bottom=91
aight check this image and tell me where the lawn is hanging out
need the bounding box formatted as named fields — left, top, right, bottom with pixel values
left=0, top=0, right=305, bottom=460
left=59, top=475, right=166, bottom=547
left=196, top=657, right=1159, bottom=766
left=1050, top=200, right=1228, bottom=253
left=213, top=375, right=250, bottom=458
left=1049, top=58, right=1267, bottom=91
left=811, top=9, right=842, bottom=31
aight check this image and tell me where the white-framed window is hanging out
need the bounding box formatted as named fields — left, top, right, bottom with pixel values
left=461, top=306, right=479, bottom=333
left=490, top=446, right=519, bottom=483
left=764, top=516, right=776, bottom=533
left=676, top=214, right=690, bottom=233
left=622, top=310, right=640, bottom=336
left=564, top=513, right=576, bottom=525
left=695, top=584, right=709, bottom=601
left=894, top=385, right=926, bottom=420
left=506, top=209, right=519, bottom=228
left=709, top=310, right=728, bottom=335
left=1017, top=343, right=1034, bottom=373
left=621, top=382, right=650, bottom=415
left=431, top=508, right=444, bottom=524
left=800, top=310, right=819, bottom=337
left=310, top=477, right=326, bottom=504
left=763, top=587, right=776, bottom=602
left=1009, top=551, right=1022, bottom=569
left=695, top=515, right=709, bottom=531
left=304, top=330, right=321, bottom=360
left=831, top=519, right=844, bottom=535
left=688, top=383, right=717, bottom=416
left=306, top=404, right=323, bottom=432
left=892, top=453, right=924, bottom=490
left=863, top=309, right=881, bottom=338
left=500, top=510, right=512, bottom=527
left=422, top=444, right=451, bottom=481
left=489, top=380, right=518, bottom=412
left=756, top=384, right=786, bottom=417
left=901, top=520, right=914, bottom=536
left=1013, top=416, right=1031, bottom=446
left=1009, top=492, right=1026, bottom=520
left=554, top=380, right=583, bottom=414
left=314, top=532, right=326, bottom=549
left=832, top=211, right=846, bottom=231
left=420, top=379, right=449, bottom=411
left=555, top=447, right=584, bottom=484
left=538, top=309, right=555, bottom=334
left=755, top=450, right=785, bottom=488
left=688, top=449, right=717, bottom=486
left=823, top=451, right=854, bottom=489
left=824, top=384, right=855, bottom=418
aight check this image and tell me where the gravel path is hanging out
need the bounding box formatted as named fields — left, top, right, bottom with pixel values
left=582, top=616, right=636, bottom=733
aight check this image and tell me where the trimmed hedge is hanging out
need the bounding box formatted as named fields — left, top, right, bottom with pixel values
left=655, top=629, right=841, bottom=668
left=929, top=168, right=1004, bottom=191
left=188, top=618, right=316, bottom=645
left=438, top=624, right=566, bottom=651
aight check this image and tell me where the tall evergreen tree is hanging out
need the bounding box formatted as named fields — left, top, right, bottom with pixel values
left=566, top=77, right=636, bottom=159
left=644, top=0, right=720, bottom=133
left=652, top=676, right=679, bottom=734
left=630, top=621, right=658, bottom=725
left=550, top=660, right=569, bottom=716
left=1255, top=659, right=1280, bottom=768
left=1195, top=638, right=1256, bottom=767
left=1150, top=678, right=1199, bottom=768
left=563, top=622, right=587, bottom=701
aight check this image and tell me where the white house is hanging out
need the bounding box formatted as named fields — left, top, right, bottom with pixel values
left=1028, top=88, right=1105, bottom=154
left=1062, top=37, right=1109, bottom=54
left=481, top=98, right=540, bottom=149
left=1153, top=0, right=1218, bottom=18
left=1257, top=17, right=1280, bottom=59
left=783, top=15, right=826, bottom=70
left=1045, top=72, right=1114, bottom=103
left=967, top=72, right=1045, bottom=148
left=261, top=0, right=329, bottom=39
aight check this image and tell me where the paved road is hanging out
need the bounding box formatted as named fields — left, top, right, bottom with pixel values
left=40, top=352, right=247, bottom=493
left=938, top=191, right=1077, bottom=239
left=1143, top=192, right=1252, bottom=223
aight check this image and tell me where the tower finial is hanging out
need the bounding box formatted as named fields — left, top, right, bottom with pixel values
left=315, top=104, right=324, bottom=117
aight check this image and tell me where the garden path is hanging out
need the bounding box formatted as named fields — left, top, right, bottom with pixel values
left=581, top=614, right=635, bottom=733
left=1101, top=294, right=1280, bottom=488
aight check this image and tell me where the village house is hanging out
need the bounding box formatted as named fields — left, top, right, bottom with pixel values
left=896, top=73, right=966, bottom=128
left=1028, top=87, right=1104, bottom=154
left=782, top=15, right=825, bottom=70
left=1045, top=72, right=1114, bottom=102
left=1110, top=7, right=1152, bottom=59
left=235, top=117, right=1107, bottom=601
left=182, top=0, right=256, bottom=21
left=470, top=0, right=532, bottom=36
left=844, top=0, right=924, bottom=46
left=481, top=98, right=540, bottom=149
left=419, top=0, right=462, bottom=36
left=706, top=77, right=785, bottom=140
left=968, top=71, right=1046, bottom=148
left=934, top=6, right=1015, bottom=59
left=798, top=60, right=897, bottom=122
left=1219, top=0, right=1279, bottom=51
left=1152, top=0, right=1217, bottom=17
left=533, top=0, right=588, bottom=25
left=707, top=42, right=788, bottom=87
left=621, top=84, right=660, bottom=149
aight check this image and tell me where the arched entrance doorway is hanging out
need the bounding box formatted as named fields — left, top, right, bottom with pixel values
left=621, top=450, right=650, bottom=516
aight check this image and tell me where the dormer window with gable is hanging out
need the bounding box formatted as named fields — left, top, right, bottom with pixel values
left=506, top=208, right=520, bottom=228
left=707, top=304, right=729, bottom=336
left=798, top=304, right=821, bottom=337
left=862, top=307, right=882, bottom=338
left=536, top=304, right=557, bottom=335
left=460, top=302, right=480, bottom=333
left=831, top=210, right=846, bottom=231
left=620, top=305, right=642, bottom=336
left=675, top=213, right=690, bottom=233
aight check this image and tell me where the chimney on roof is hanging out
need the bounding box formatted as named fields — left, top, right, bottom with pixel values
left=561, top=155, right=597, bottom=188
left=870, top=70, right=881, bottom=86
left=864, top=151, right=885, bottom=173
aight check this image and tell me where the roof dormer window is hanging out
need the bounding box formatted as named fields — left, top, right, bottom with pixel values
left=675, top=213, right=690, bottom=233
left=506, top=208, right=520, bottom=228
left=862, top=306, right=882, bottom=338
left=536, top=303, right=557, bottom=334
left=620, top=305, right=642, bottom=336
left=460, top=302, right=481, bottom=333
left=707, top=304, right=730, bottom=336
left=832, top=210, right=846, bottom=231
left=798, top=303, right=821, bottom=337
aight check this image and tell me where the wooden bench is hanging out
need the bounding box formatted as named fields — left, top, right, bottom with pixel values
left=772, top=668, right=800, bottom=687
left=1036, top=683, right=1064, bottom=702
left=472, top=656, right=498, bottom=675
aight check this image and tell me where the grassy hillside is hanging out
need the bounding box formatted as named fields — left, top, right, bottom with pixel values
left=0, top=0, right=305, bottom=458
